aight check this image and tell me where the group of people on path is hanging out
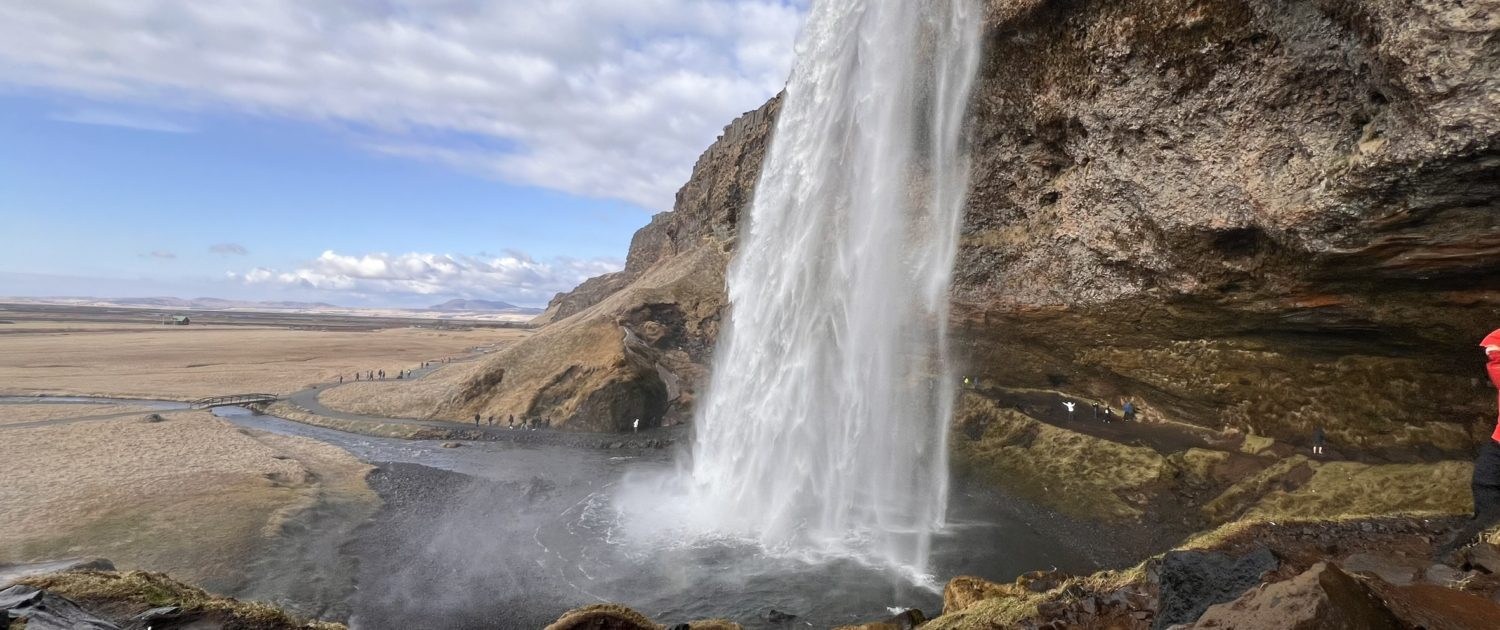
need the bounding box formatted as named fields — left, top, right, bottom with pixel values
left=1060, top=398, right=1138, bottom=423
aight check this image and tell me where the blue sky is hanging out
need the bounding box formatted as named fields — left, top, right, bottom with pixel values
left=0, top=1, right=804, bottom=307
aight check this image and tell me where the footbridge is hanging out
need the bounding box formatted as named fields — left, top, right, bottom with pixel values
left=191, top=393, right=278, bottom=409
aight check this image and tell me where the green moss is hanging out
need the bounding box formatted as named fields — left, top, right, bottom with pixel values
left=1239, top=434, right=1275, bottom=455
left=1170, top=448, right=1231, bottom=485
left=1202, top=455, right=1311, bottom=521
left=952, top=393, right=1169, bottom=521
left=1243, top=460, right=1471, bottom=520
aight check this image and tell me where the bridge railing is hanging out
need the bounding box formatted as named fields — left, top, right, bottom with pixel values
left=190, top=393, right=278, bottom=409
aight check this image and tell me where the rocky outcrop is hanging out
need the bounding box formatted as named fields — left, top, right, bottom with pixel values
left=428, top=95, right=781, bottom=430
left=1152, top=546, right=1278, bottom=628
left=1190, top=562, right=1403, bottom=629
left=924, top=517, right=1500, bottom=629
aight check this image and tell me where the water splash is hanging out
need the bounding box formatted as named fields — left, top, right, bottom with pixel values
left=679, top=0, right=984, bottom=573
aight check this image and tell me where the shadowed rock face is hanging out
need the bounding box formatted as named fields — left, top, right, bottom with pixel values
left=458, top=0, right=1497, bottom=439
left=954, top=0, right=1500, bottom=451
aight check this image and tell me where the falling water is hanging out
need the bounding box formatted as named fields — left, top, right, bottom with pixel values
left=683, top=0, right=983, bottom=572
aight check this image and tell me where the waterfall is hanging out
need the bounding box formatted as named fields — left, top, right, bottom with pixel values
left=683, top=0, right=983, bottom=572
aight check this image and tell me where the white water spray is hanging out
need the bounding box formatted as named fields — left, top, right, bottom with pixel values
left=679, top=0, right=984, bottom=572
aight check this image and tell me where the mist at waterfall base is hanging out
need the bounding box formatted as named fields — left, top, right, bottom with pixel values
left=615, top=0, right=983, bottom=587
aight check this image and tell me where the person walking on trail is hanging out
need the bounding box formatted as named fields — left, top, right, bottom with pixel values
left=488, top=415, right=494, bottom=427
left=1103, top=407, right=1115, bottom=423
left=1123, top=400, right=1137, bottom=422
left=1063, top=401, right=1076, bottom=420
left=338, top=375, right=343, bottom=384
left=633, top=418, right=640, bottom=433
left=508, top=414, right=514, bottom=429
left=474, top=413, right=481, bottom=427
left=1438, top=329, right=1500, bottom=560
left=1092, top=403, right=1100, bottom=421
left=1312, top=426, right=1326, bottom=455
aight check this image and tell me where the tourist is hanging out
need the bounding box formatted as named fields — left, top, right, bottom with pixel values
left=1092, top=403, right=1100, bottom=421
left=474, top=413, right=481, bottom=427
left=508, top=414, right=514, bottom=429
left=1063, top=400, right=1076, bottom=420
left=633, top=418, right=640, bottom=433
left=1312, top=427, right=1326, bottom=455
left=1123, top=400, right=1137, bottom=422
left=488, top=415, right=494, bottom=427
left=1438, top=330, right=1500, bottom=560
left=1103, top=407, right=1115, bottom=423
left=355, top=372, right=360, bottom=381
left=338, top=375, right=343, bottom=384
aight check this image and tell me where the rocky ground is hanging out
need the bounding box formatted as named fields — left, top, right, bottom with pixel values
left=3, top=563, right=342, bottom=630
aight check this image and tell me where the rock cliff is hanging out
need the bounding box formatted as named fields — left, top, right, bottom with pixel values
left=955, top=0, right=1500, bottom=454
left=392, top=0, right=1498, bottom=448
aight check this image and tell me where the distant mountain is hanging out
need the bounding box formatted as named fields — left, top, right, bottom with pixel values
left=427, top=298, right=542, bottom=314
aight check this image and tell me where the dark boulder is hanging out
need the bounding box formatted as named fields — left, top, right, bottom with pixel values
left=1, top=584, right=119, bottom=630
left=1151, top=546, right=1277, bottom=629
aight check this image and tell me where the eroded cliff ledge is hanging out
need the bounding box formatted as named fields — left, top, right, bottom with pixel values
left=374, top=0, right=1498, bottom=447
left=956, top=0, right=1499, bottom=453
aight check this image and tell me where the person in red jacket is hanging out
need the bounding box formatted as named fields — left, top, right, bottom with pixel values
left=1477, top=330, right=1500, bottom=514
left=1438, top=330, right=1500, bottom=560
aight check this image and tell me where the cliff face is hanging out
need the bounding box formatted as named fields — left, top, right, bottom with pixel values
left=435, top=96, right=781, bottom=431
left=420, top=0, right=1497, bottom=443
left=955, top=0, right=1500, bottom=452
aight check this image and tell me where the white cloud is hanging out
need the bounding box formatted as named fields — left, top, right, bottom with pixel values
left=51, top=107, right=195, bottom=133
left=231, top=249, right=622, bottom=305
left=0, top=1, right=805, bottom=210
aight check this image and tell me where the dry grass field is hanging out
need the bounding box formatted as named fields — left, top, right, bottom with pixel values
left=0, top=407, right=376, bottom=593
left=0, top=403, right=163, bottom=426
left=0, top=321, right=531, bottom=400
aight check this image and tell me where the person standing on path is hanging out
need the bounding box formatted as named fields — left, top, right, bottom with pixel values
left=633, top=418, right=640, bottom=433
left=1103, top=407, right=1115, bottom=423
left=474, top=413, right=481, bottom=427
left=1063, top=401, right=1076, bottom=421
left=1092, top=403, right=1100, bottom=421
left=1438, top=330, right=1500, bottom=560
left=1312, top=426, right=1326, bottom=455
left=1123, top=400, right=1137, bottom=422
left=338, top=374, right=343, bottom=384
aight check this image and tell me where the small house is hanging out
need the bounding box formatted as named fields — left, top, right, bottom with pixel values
left=172, top=315, right=190, bottom=326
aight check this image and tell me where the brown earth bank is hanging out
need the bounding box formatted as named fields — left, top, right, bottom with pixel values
left=0, top=406, right=377, bottom=608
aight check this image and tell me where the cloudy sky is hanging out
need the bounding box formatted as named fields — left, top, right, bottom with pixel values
left=0, top=0, right=805, bottom=307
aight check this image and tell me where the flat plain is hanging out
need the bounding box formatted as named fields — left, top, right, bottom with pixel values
left=0, top=305, right=531, bottom=400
